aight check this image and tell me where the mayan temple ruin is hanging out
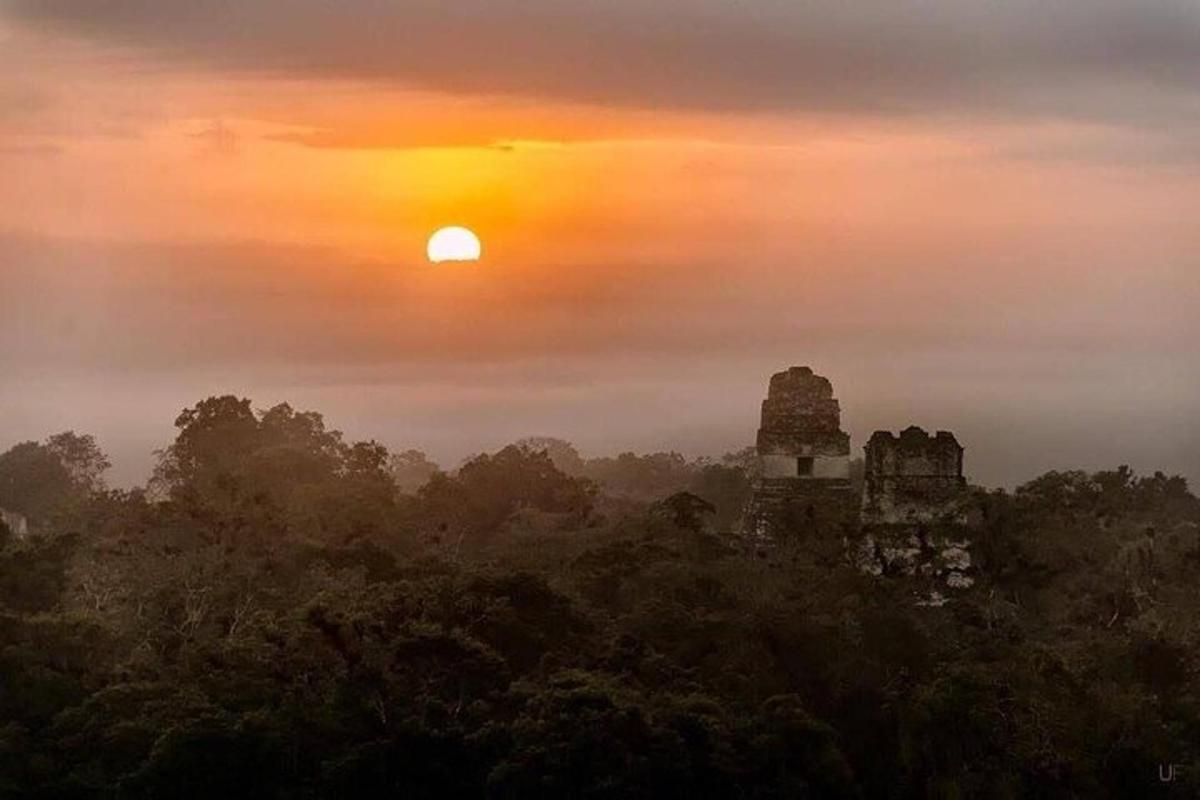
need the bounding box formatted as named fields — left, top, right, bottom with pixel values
left=856, top=426, right=975, bottom=602
left=744, top=367, right=856, bottom=542
left=861, top=427, right=968, bottom=527
left=745, top=367, right=976, bottom=600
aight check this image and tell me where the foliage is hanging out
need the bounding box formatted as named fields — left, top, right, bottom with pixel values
left=388, top=449, right=441, bottom=495
left=0, top=400, right=1198, bottom=797
left=0, top=432, right=107, bottom=526
left=149, top=396, right=399, bottom=545
left=654, top=491, right=717, bottom=532
left=416, top=444, right=595, bottom=544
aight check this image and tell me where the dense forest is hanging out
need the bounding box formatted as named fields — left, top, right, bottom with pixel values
left=1, top=396, right=1197, bottom=798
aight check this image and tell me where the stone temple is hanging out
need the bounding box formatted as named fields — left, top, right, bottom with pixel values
left=856, top=427, right=975, bottom=600
left=861, top=427, right=968, bottom=527
left=744, top=367, right=856, bottom=542
left=743, top=368, right=977, bottom=600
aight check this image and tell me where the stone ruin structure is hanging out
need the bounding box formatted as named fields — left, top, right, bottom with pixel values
left=744, top=367, right=977, bottom=602
left=855, top=427, right=975, bottom=603
left=861, top=427, right=968, bottom=527
left=744, top=367, right=856, bottom=543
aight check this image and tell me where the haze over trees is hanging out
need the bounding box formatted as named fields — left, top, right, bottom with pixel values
left=0, top=396, right=1198, bottom=797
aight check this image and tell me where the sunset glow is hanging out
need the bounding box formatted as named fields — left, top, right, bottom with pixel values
left=0, top=1, right=1196, bottom=488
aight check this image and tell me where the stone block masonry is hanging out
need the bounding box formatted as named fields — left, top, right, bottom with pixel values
left=745, top=367, right=856, bottom=543
left=861, top=427, right=968, bottom=527
left=855, top=426, right=976, bottom=601
left=742, top=367, right=979, bottom=603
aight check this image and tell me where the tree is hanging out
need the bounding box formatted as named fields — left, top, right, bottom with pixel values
left=45, top=431, right=111, bottom=493
left=418, top=445, right=594, bottom=541
left=149, top=397, right=404, bottom=547
left=582, top=451, right=698, bottom=501
left=656, top=491, right=717, bottom=533
left=514, top=437, right=586, bottom=476
left=0, top=432, right=110, bottom=526
left=388, top=449, right=440, bottom=494
left=687, top=465, right=750, bottom=531
left=0, top=441, right=72, bottom=521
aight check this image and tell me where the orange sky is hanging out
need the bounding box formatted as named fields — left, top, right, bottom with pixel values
left=1, top=3, right=1198, bottom=486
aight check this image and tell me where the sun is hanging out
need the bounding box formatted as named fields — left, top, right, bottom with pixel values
left=427, top=226, right=482, bottom=263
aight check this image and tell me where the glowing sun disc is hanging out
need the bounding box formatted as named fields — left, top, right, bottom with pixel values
left=427, top=226, right=482, bottom=263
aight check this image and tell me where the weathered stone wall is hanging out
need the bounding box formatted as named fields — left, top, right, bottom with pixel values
left=745, top=367, right=855, bottom=543
left=861, top=427, right=967, bottom=526
left=740, top=368, right=979, bottom=602
left=756, top=366, right=851, bottom=468
left=855, top=426, right=975, bottom=602
left=760, top=454, right=849, bottom=479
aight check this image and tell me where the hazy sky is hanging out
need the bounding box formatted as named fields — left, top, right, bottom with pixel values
left=2, top=1, right=1198, bottom=487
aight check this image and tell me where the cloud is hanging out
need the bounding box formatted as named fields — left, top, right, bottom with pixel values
left=993, top=125, right=1200, bottom=167
left=6, top=0, right=1200, bottom=125
left=189, top=120, right=238, bottom=155
left=264, top=128, right=541, bottom=152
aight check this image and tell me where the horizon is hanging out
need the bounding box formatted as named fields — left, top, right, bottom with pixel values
left=2, top=360, right=1193, bottom=491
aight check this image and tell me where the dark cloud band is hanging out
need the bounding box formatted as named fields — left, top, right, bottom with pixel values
left=7, top=0, right=1200, bottom=122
